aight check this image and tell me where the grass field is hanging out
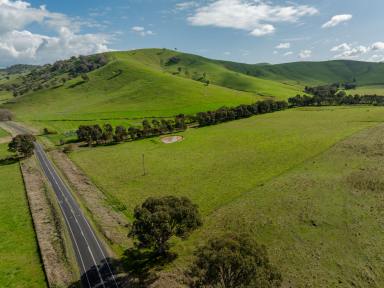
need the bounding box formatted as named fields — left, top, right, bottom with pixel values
left=0, top=144, right=47, bottom=288
left=68, top=106, right=384, bottom=286
left=0, top=127, right=8, bottom=138
left=351, top=85, right=384, bottom=95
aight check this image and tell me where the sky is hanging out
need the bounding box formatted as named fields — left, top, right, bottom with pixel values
left=0, top=0, right=384, bottom=66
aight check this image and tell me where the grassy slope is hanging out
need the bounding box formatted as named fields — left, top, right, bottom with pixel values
left=0, top=127, right=8, bottom=138
left=351, top=85, right=384, bottom=95
left=0, top=144, right=46, bottom=288
left=127, top=49, right=303, bottom=98
left=199, top=123, right=384, bottom=287
left=5, top=52, right=261, bottom=130
left=220, top=59, right=384, bottom=86
left=3, top=49, right=305, bottom=134
left=69, top=107, right=384, bottom=286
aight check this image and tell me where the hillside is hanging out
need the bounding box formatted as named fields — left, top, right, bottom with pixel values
left=219, top=59, right=384, bottom=86
left=2, top=49, right=384, bottom=135
left=1, top=49, right=305, bottom=134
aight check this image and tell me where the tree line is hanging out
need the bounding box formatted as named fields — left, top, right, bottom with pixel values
left=289, top=87, right=384, bottom=107
left=76, top=115, right=187, bottom=146
left=75, top=99, right=288, bottom=147
left=195, top=100, right=288, bottom=127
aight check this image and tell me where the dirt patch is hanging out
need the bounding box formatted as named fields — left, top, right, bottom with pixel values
left=49, top=150, right=130, bottom=250
left=21, top=156, right=75, bottom=287
left=161, top=135, right=184, bottom=144
left=0, top=136, right=11, bottom=144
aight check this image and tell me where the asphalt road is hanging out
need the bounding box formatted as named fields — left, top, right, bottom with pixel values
left=6, top=122, right=119, bottom=288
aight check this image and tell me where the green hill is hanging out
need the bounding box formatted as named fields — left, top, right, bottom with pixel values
left=2, top=49, right=304, bottom=134
left=2, top=49, right=384, bottom=134
left=219, top=59, right=384, bottom=86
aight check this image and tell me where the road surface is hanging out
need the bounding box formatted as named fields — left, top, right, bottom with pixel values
left=6, top=122, right=119, bottom=288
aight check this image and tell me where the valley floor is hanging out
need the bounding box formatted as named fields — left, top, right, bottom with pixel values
left=66, top=106, right=384, bottom=287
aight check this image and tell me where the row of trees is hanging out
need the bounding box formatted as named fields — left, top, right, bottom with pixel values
left=129, top=196, right=282, bottom=288
left=75, top=100, right=289, bottom=147
left=195, top=100, right=288, bottom=127
left=289, top=93, right=384, bottom=107
left=303, top=80, right=357, bottom=97
left=76, top=115, right=187, bottom=146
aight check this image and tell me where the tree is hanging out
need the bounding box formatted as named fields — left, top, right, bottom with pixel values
left=188, top=233, right=282, bottom=288
left=102, top=123, right=114, bottom=144
left=142, top=119, right=152, bottom=137
left=0, top=109, right=13, bottom=121
left=8, top=134, right=36, bottom=158
left=80, top=73, right=90, bottom=82
left=129, top=196, right=202, bottom=256
left=114, top=125, right=127, bottom=142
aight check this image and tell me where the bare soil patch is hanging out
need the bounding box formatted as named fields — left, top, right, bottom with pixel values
left=49, top=150, right=130, bottom=250
left=161, top=135, right=184, bottom=144
left=0, top=136, right=11, bottom=144
left=21, top=156, right=74, bottom=287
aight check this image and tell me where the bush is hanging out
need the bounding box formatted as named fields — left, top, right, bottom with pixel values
left=188, top=233, right=282, bottom=288
left=0, top=109, right=13, bottom=121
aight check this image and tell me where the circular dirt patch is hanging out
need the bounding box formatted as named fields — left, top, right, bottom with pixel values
left=161, top=135, right=184, bottom=144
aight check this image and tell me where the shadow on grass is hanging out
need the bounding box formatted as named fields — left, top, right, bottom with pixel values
left=67, top=80, right=86, bottom=89
left=67, top=249, right=177, bottom=288
left=0, top=156, right=19, bottom=166
left=121, top=248, right=177, bottom=287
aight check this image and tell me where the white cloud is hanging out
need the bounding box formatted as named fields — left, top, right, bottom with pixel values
left=188, top=0, right=318, bottom=37
left=176, top=1, right=198, bottom=11
left=371, top=42, right=384, bottom=51
left=322, top=14, right=352, bottom=28
left=284, top=51, right=293, bottom=56
left=330, top=43, right=370, bottom=59
left=330, top=41, right=384, bottom=61
left=0, top=0, right=110, bottom=66
left=131, top=26, right=154, bottom=36
left=250, top=24, right=275, bottom=36
left=0, top=28, right=109, bottom=66
left=299, top=50, right=312, bottom=59
left=276, top=42, right=290, bottom=49
left=330, top=43, right=351, bottom=52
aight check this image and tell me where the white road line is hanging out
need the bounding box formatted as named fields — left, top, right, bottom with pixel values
left=36, top=145, right=106, bottom=288
left=51, top=156, right=119, bottom=287
left=35, top=149, right=92, bottom=288
left=10, top=123, right=118, bottom=287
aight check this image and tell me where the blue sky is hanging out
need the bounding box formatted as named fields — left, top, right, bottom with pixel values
left=1, top=0, right=384, bottom=66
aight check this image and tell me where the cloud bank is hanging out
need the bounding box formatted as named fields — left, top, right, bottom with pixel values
left=0, top=0, right=110, bottom=66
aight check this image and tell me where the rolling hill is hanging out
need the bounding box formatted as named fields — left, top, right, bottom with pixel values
left=219, top=59, right=384, bottom=86
left=1, top=48, right=384, bottom=135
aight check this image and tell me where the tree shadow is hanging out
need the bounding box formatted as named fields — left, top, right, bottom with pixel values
left=67, top=250, right=177, bottom=288
left=120, top=248, right=177, bottom=287
left=67, top=80, right=86, bottom=89
left=0, top=156, right=19, bottom=166
left=68, top=257, right=126, bottom=288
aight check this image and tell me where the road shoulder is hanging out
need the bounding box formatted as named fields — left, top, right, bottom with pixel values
left=21, top=156, right=76, bottom=287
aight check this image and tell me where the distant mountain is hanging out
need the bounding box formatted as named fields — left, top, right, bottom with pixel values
left=218, top=59, right=384, bottom=86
